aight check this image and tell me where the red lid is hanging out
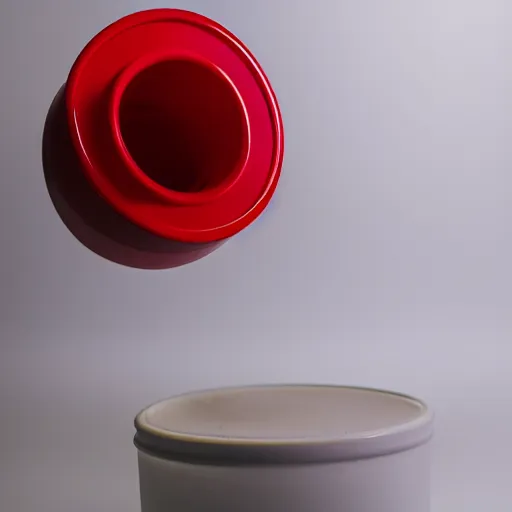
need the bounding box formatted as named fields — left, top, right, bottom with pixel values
left=66, top=9, right=283, bottom=243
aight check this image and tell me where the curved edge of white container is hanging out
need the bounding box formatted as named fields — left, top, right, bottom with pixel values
left=133, top=384, right=434, bottom=465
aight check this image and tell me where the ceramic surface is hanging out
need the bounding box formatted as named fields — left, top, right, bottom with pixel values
left=135, top=385, right=433, bottom=511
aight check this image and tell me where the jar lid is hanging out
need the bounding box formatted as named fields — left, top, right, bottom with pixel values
left=66, top=9, right=283, bottom=243
left=134, top=385, right=434, bottom=465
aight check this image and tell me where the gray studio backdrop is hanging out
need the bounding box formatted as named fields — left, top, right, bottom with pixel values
left=1, top=1, right=511, bottom=511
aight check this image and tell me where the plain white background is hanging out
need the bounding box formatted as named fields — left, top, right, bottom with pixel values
left=1, top=0, right=511, bottom=510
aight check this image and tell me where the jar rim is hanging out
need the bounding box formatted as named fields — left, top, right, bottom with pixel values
left=134, top=384, right=434, bottom=466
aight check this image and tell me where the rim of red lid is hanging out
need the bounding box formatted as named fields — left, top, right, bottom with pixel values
left=66, top=9, right=284, bottom=243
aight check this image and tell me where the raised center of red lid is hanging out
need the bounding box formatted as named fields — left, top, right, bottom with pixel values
left=111, top=56, right=250, bottom=203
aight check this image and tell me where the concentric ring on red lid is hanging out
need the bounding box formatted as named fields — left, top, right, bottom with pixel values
left=109, top=51, right=251, bottom=207
left=66, top=9, right=283, bottom=243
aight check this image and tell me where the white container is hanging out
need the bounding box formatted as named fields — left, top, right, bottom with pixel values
left=134, top=385, right=434, bottom=512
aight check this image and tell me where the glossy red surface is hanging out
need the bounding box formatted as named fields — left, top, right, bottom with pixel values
left=43, top=9, right=283, bottom=268
left=67, top=8, right=283, bottom=242
left=43, top=86, right=224, bottom=269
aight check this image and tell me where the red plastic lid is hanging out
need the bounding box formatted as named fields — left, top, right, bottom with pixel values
left=66, top=9, right=283, bottom=243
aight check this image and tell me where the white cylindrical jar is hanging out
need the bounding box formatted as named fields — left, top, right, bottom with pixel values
left=134, top=385, right=434, bottom=512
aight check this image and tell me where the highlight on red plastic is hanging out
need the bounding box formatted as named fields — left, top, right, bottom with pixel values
left=42, top=9, right=283, bottom=269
